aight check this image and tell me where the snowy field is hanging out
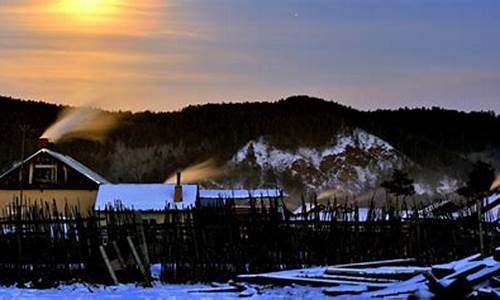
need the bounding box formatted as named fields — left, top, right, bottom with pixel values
left=0, top=264, right=326, bottom=299
left=0, top=283, right=326, bottom=299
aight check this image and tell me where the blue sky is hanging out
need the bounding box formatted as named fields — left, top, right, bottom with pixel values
left=1, top=0, right=499, bottom=112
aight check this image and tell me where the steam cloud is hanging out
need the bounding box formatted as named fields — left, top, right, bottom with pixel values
left=317, top=189, right=336, bottom=201
left=491, top=175, right=500, bottom=191
left=165, top=159, right=224, bottom=184
left=41, top=107, right=121, bottom=143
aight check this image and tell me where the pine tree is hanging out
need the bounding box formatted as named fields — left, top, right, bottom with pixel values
left=457, top=160, right=495, bottom=199
left=381, top=170, right=416, bottom=198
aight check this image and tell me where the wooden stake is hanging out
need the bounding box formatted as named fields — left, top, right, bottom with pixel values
left=99, top=245, right=119, bottom=285
left=127, top=236, right=151, bottom=286
left=477, top=199, right=484, bottom=256
left=112, top=241, right=126, bottom=269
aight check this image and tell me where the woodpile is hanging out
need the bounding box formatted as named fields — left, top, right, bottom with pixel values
left=231, top=249, right=500, bottom=298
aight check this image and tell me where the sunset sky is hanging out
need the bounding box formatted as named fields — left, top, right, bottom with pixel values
left=1, top=0, right=499, bottom=112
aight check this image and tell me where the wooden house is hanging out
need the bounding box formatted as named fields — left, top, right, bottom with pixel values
left=199, top=188, right=285, bottom=214
left=0, top=144, right=109, bottom=217
left=95, top=182, right=199, bottom=224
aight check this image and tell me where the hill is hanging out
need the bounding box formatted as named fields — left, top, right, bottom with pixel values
left=0, top=95, right=498, bottom=198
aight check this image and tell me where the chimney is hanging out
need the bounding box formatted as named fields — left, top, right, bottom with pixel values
left=174, top=172, right=182, bottom=202
left=36, top=138, right=53, bottom=149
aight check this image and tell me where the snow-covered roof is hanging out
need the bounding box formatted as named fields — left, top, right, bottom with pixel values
left=199, top=189, right=282, bottom=199
left=95, top=183, right=198, bottom=211
left=292, top=204, right=372, bottom=222
left=293, top=203, right=322, bottom=215
left=0, top=148, right=109, bottom=185
left=482, top=192, right=500, bottom=222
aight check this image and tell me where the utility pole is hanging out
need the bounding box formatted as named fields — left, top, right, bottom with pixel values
left=477, top=197, right=484, bottom=256
left=17, top=125, right=28, bottom=287
left=19, top=125, right=28, bottom=204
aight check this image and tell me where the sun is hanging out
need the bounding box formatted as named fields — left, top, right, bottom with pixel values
left=54, top=0, right=119, bottom=25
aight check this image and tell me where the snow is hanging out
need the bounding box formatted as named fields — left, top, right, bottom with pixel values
left=436, top=177, right=459, bottom=195
left=455, top=192, right=500, bottom=222
left=199, top=189, right=282, bottom=199
left=95, top=184, right=198, bottom=211
left=0, top=282, right=328, bottom=299
left=1, top=254, right=498, bottom=299
left=292, top=205, right=371, bottom=222
left=234, top=129, right=396, bottom=171
left=233, top=128, right=404, bottom=194
left=292, top=203, right=318, bottom=215
left=413, top=182, right=434, bottom=196
left=482, top=192, right=500, bottom=222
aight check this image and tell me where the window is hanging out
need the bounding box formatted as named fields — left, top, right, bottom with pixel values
left=32, top=164, right=57, bottom=184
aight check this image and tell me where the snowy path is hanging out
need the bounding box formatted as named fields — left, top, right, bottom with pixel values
left=0, top=283, right=327, bottom=299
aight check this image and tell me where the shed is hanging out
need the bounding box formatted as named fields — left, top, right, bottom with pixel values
left=95, top=183, right=198, bottom=223
left=199, top=189, right=283, bottom=208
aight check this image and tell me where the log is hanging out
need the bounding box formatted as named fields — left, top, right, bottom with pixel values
left=426, top=263, right=494, bottom=298
left=331, top=258, right=417, bottom=269
left=237, top=273, right=390, bottom=289
left=325, top=266, right=430, bottom=280
left=323, top=285, right=367, bottom=296
left=306, top=274, right=399, bottom=284
left=362, top=283, right=424, bottom=298
left=189, top=286, right=244, bottom=293
left=236, top=274, right=340, bottom=287
left=443, top=263, right=485, bottom=281
left=466, top=265, right=500, bottom=285
left=362, top=275, right=427, bottom=298
left=432, top=266, right=500, bottom=299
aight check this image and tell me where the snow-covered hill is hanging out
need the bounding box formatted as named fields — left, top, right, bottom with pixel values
left=231, top=128, right=408, bottom=195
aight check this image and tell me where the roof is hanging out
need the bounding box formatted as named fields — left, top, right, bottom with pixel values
left=292, top=205, right=372, bottom=222
left=482, top=192, right=500, bottom=222
left=293, top=203, right=324, bottom=215
left=199, top=189, right=282, bottom=199
left=95, top=183, right=199, bottom=211
left=0, top=148, right=109, bottom=185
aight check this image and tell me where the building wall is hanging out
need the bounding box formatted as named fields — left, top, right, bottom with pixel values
left=0, top=189, right=97, bottom=217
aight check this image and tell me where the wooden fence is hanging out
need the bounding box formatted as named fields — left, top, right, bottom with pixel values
left=153, top=203, right=498, bottom=283
left=0, top=199, right=496, bottom=286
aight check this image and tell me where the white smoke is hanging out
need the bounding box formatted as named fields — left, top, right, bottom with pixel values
left=165, top=159, right=224, bottom=184
left=41, top=107, right=121, bottom=143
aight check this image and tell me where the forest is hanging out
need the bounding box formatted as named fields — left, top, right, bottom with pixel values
left=0, top=95, right=498, bottom=188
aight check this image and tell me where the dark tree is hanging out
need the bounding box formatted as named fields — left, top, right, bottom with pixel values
left=457, top=160, right=495, bottom=198
left=381, top=169, right=416, bottom=198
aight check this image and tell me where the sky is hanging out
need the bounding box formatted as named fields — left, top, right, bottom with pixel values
left=1, top=0, right=499, bottom=112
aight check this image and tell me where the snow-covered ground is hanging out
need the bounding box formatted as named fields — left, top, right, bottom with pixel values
left=0, top=265, right=326, bottom=299
left=0, top=283, right=327, bottom=299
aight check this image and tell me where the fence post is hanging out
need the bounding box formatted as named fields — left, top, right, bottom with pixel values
left=477, top=199, right=484, bottom=256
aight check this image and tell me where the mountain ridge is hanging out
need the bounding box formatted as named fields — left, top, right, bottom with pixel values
left=0, top=94, right=498, bottom=197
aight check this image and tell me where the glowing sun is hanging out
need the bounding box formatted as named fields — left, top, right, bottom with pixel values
left=54, top=0, right=119, bottom=25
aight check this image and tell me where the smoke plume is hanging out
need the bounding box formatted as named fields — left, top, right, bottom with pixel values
left=491, top=175, right=500, bottom=191
left=165, top=159, right=224, bottom=184
left=317, top=189, right=336, bottom=201
left=41, top=107, right=121, bottom=143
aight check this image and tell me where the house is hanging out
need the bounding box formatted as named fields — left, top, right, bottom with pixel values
left=0, top=140, right=109, bottom=217
left=95, top=182, right=198, bottom=224
left=199, top=188, right=284, bottom=213
left=480, top=192, right=500, bottom=222
left=292, top=203, right=374, bottom=222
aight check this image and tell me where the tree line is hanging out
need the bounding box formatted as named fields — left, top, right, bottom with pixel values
left=0, top=95, right=498, bottom=186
